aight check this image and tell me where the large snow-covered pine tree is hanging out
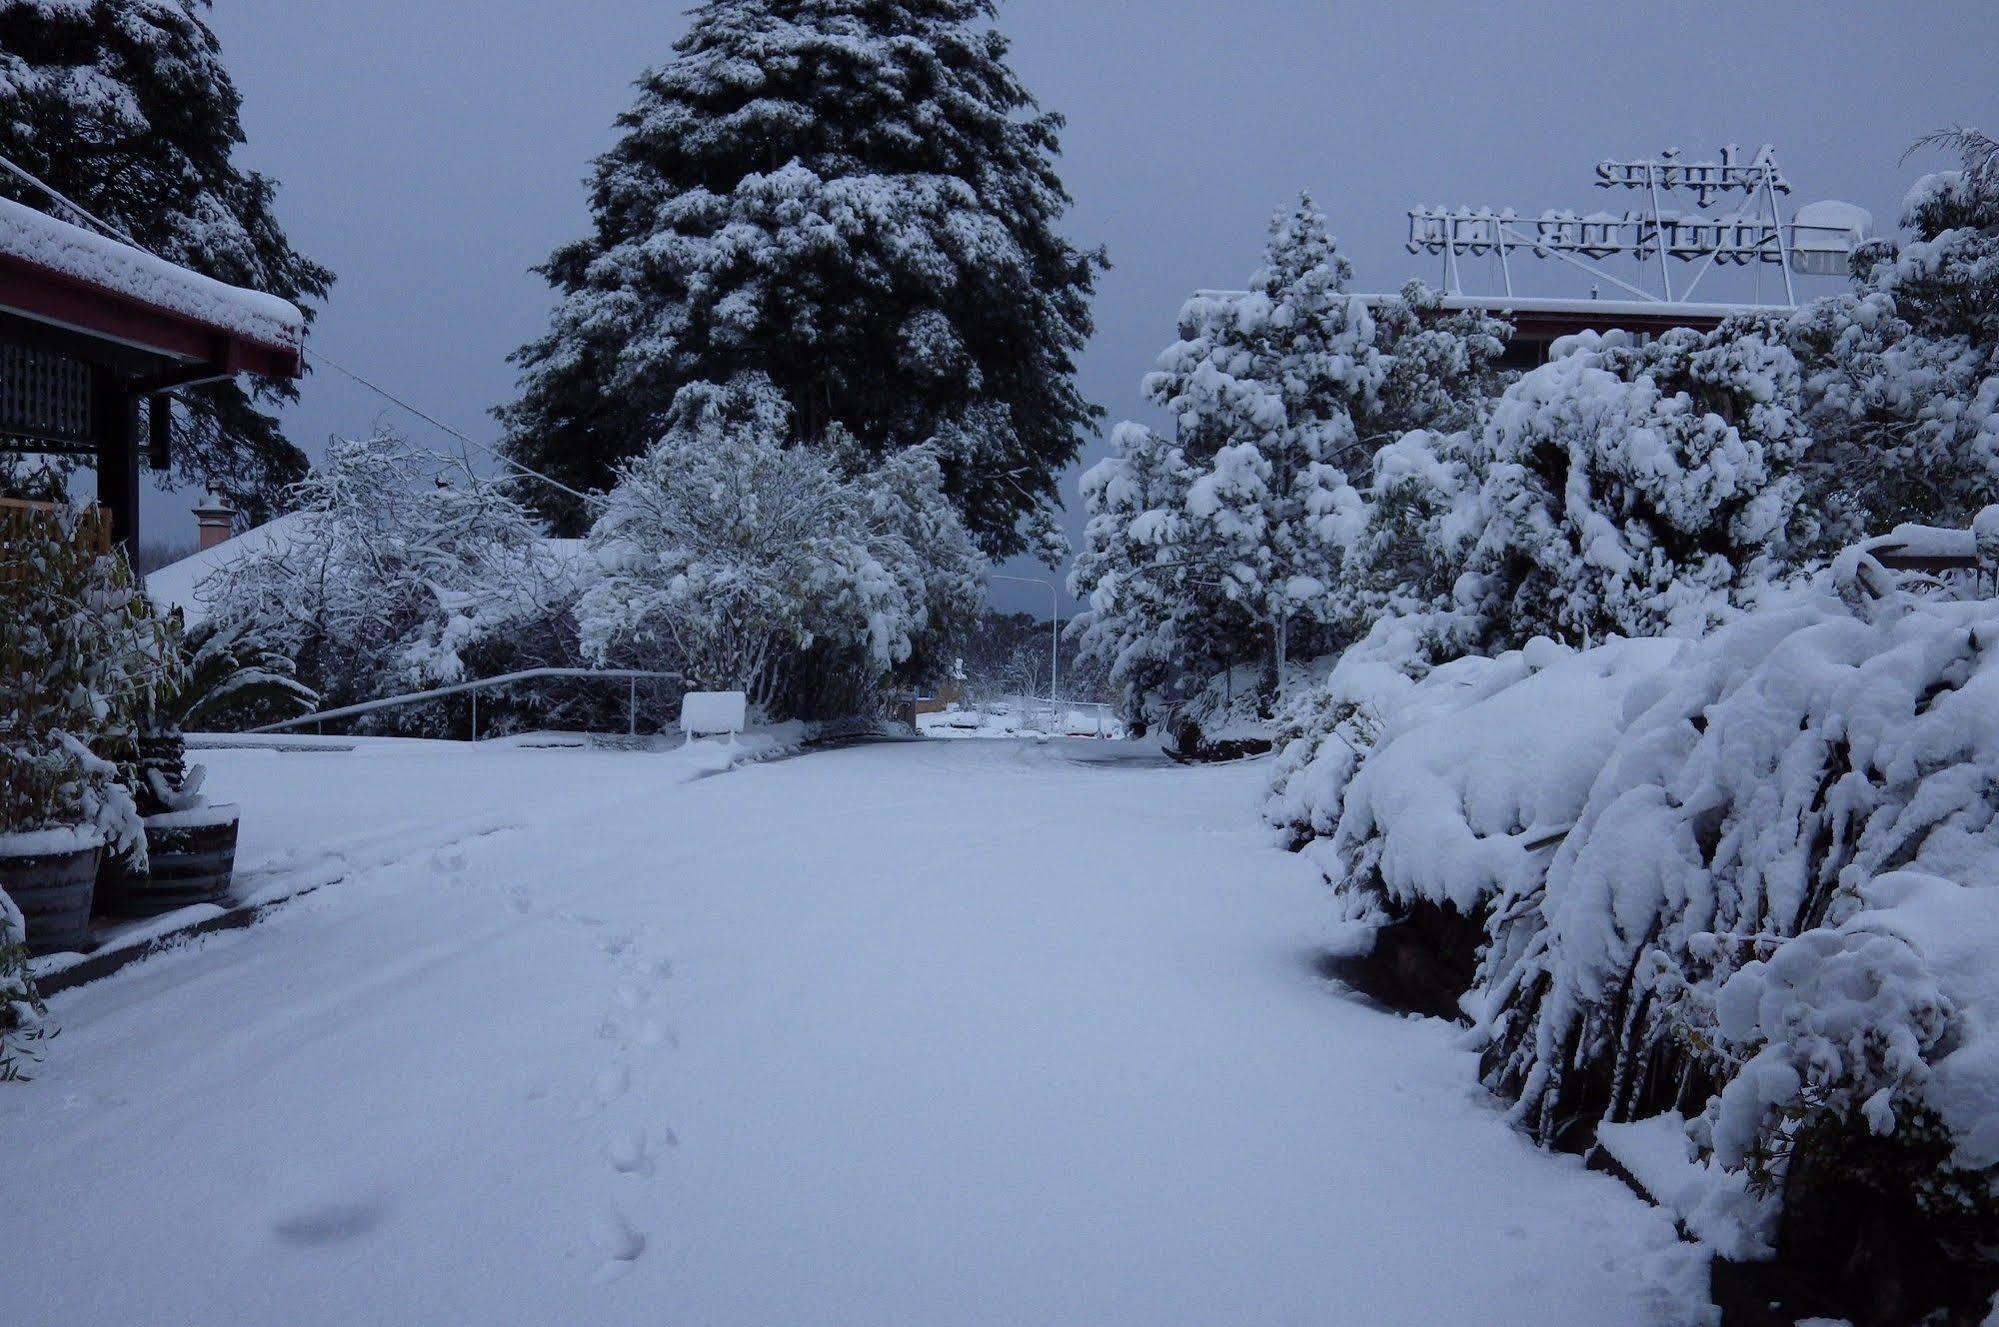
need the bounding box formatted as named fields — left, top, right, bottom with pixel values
left=499, top=0, right=1103, bottom=556
left=0, top=0, right=333, bottom=519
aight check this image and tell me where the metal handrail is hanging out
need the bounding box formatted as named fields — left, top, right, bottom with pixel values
left=249, top=667, right=682, bottom=739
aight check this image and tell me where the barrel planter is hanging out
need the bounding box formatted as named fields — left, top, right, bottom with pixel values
left=0, top=829, right=104, bottom=956
left=94, top=805, right=240, bottom=919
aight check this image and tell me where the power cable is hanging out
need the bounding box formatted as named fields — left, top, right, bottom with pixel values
left=0, top=148, right=596, bottom=508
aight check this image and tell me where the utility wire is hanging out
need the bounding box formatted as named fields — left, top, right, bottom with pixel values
left=301, top=345, right=595, bottom=505
left=0, top=151, right=144, bottom=249
left=0, top=147, right=597, bottom=509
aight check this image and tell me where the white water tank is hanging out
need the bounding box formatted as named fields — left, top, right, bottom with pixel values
left=1789, top=200, right=1873, bottom=276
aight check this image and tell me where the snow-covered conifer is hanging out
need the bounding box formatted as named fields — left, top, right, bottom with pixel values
left=1067, top=421, right=1233, bottom=724
left=1071, top=199, right=1506, bottom=723
left=0, top=0, right=332, bottom=517
left=1787, top=127, right=1999, bottom=548
left=499, top=0, right=1102, bottom=555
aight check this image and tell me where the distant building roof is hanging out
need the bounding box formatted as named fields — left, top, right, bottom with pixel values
left=1194, top=288, right=1795, bottom=333
left=1356, top=292, right=1795, bottom=340
left=145, top=511, right=311, bottom=628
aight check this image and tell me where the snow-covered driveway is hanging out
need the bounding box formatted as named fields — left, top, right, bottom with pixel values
left=3, top=738, right=1696, bottom=1326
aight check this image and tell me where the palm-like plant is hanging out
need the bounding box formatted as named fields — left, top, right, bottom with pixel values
left=137, top=618, right=318, bottom=815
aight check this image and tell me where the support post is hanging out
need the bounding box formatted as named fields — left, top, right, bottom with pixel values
left=1645, top=162, right=1676, bottom=302
left=628, top=675, right=637, bottom=737
left=147, top=394, right=173, bottom=470
left=93, top=371, right=140, bottom=557
left=1049, top=590, right=1059, bottom=711
left=1766, top=169, right=1797, bottom=306
left=470, top=689, right=478, bottom=743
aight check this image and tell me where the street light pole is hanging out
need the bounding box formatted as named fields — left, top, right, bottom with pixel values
left=988, top=572, right=1060, bottom=706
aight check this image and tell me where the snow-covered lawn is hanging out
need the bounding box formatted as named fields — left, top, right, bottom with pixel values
left=2, top=738, right=1700, bottom=1325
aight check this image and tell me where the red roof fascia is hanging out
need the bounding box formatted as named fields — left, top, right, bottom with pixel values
left=0, top=249, right=301, bottom=380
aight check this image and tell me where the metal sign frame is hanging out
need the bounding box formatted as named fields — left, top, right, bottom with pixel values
left=1408, top=144, right=1830, bottom=306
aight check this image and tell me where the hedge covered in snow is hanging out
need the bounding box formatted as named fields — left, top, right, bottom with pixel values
left=1270, top=541, right=1999, bottom=1318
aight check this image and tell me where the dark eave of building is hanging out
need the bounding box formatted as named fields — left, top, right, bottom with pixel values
left=0, top=248, right=302, bottom=385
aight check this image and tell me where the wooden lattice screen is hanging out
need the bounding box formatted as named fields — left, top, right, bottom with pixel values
left=0, top=340, right=94, bottom=453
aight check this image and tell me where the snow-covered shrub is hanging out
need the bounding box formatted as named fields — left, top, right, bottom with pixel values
left=1, top=505, right=176, bottom=1074
left=1787, top=127, right=1999, bottom=551
left=0, top=883, right=44, bottom=1082
left=1270, top=629, right=1680, bottom=1014
left=1157, top=656, right=1335, bottom=761
left=132, top=616, right=319, bottom=816
left=1070, top=199, right=1507, bottom=727
left=1468, top=556, right=1999, bottom=1314
left=1450, top=322, right=1811, bottom=648
left=1264, top=610, right=1481, bottom=849
left=577, top=376, right=983, bottom=716
left=203, top=429, right=574, bottom=727
left=1, top=504, right=173, bottom=859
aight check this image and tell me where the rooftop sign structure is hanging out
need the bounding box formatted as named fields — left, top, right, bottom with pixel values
left=1407, top=144, right=1870, bottom=307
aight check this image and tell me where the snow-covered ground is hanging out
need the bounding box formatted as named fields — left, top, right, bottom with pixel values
left=917, top=695, right=1123, bottom=739
left=2, top=738, right=1701, bottom=1325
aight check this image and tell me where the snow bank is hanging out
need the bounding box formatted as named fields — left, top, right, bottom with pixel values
left=0, top=195, right=304, bottom=351
left=1595, top=1116, right=1777, bottom=1261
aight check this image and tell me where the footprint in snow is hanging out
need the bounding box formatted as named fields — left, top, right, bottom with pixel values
left=604, top=1125, right=679, bottom=1178
left=589, top=1206, right=646, bottom=1283
left=593, top=1063, right=630, bottom=1104
left=633, top=1018, right=674, bottom=1050
left=270, top=1192, right=389, bottom=1247
left=605, top=1128, right=655, bottom=1177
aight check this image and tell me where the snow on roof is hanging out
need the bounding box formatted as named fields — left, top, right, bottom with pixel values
left=145, top=511, right=312, bottom=628
left=0, top=196, right=305, bottom=352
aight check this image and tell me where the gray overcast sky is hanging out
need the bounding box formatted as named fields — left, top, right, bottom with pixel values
left=150, top=0, right=1998, bottom=615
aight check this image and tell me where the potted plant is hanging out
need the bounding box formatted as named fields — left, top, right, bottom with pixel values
left=0, top=502, right=157, bottom=953
left=0, top=880, right=49, bottom=1079
left=95, top=617, right=316, bottom=917
left=0, top=737, right=117, bottom=954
